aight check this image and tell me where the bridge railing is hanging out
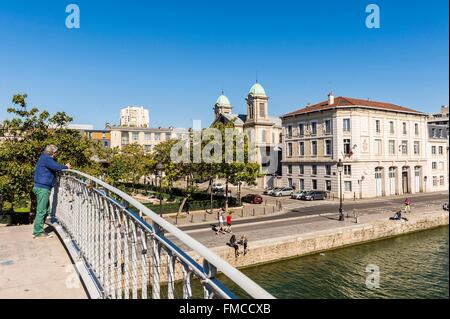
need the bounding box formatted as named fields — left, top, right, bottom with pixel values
left=51, top=170, right=274, bottom=299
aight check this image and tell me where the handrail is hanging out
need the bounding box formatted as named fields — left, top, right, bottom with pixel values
left=60, top=169, right=274, bottom=299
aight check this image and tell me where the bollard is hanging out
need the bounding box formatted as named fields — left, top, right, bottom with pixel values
left=272, top=206, right=275, bottom=213
left=264, top=207, right=266, bottom=215
left=241, top=208, right=244, bottom=217
left=191, top=214, right=194, bottom=223
left=253, top=208, right=256, bottom=216
left=203, top=212, right=206, bottom=222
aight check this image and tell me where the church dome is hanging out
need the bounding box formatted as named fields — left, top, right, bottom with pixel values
left=249, top=82, right=266, bottom=96
left=216, top=93, right=231, bottom=106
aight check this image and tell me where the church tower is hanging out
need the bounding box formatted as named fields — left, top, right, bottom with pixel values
left=214, top=92, right=232, bottom=119
left=245, top=82, right=269, bottom=124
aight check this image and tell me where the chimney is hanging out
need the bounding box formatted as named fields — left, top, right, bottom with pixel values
left=328, top=92, right=335, bottom=105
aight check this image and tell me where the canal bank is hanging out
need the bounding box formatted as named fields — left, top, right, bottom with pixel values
left=188, top=208, right=449, bottom=270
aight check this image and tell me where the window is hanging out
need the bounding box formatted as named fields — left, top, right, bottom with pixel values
left=299, top=179, right=305, bottom=190
left=432, top=146, right=436, bottom=155
left=344, top=165, right=351, bottom=176
left=432, top=162, right=437, bottom=170
left=102, top=132, right=106, bottom=139
left=259, top=103, right=265, bottom=117
left=439, top=129, right=443, bottom=137
left=326, top=180, right=332, bottom=191
left=265, top=146, right=271, bottom=156
left=144, top=145, right=152, bottom=152
left=312, top=179, right=317, bottom=190
left=145, top=133, right=151, bottom=141
left=401, top=141, right=408, bottom=155
left=311, top=141, right=318, bottom=156
left=432, top=128, right=436, bottom=137
left=343, top=118, right=351, bottom=132
left=299, top=165, right=304, bottom=175
left=299, top=142, right=305, bottom=156
left=155, top=133, right=161, bottom=141
left=287, top=126, right=292, bottom=138
left=121, top=132, right=129, bottom=145
left=374, top=139, right=382, bottom=155
left=343, top=139, right=351, bottom=155
left=261, top=129, right=266, bottom=143
left=389, top=140, right=396, bottom=155
left=344, top=181, right=352, bottom=192
left=311, top=122, right=317, bottom=135
left=433, top=176, right=438, bottom=186
left=299, top=123, right=304, bottom=137
left=324, top=119, right=332, bottom=134
left=132, top=132, right=139, bottom=141
left=287, top=143, right=293, bottom=157
left=414, top=123, right=419, bottom=135
left=414, top=141, right=420, bottom=155
left=312, top=165, right=317, bottom=175
left=325, top=139, right=332, bottom=156
left=439, top=146, right=443, bottom=155
left=325, top=165, right=331, bottom=176
left=375, top=120, right=381, bottom=133
left=287, top=165, right=292, bottom=174
left=389, top=121, right=395, bottom=134
left=440, top=176, right=445, bottom=185
left=288, top=178, right=293, bottom=188
left=402, top=122, right=407, bottom=135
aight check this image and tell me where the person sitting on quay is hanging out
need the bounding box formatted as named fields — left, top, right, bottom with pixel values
left=443, top=203, right=449, bottom=212
left=32, top=144, right=71, bottom=239
left=390, top=210, right=402, bottom=221
left=238, top=234, right=248, bottom=256
left=227, top=234, right=240, bottom=258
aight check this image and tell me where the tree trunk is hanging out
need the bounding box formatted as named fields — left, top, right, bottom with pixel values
left=238, top=182, right=242, bottom=206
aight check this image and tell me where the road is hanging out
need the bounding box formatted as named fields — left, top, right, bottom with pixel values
left=178, top=192, right=448, bottom=232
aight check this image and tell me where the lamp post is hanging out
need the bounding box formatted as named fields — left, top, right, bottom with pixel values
left=337, top=159, right=344, bottom=221
left=156, top=162, right=164, bottom=217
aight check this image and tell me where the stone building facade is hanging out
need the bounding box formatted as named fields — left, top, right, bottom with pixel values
left=281, top=94, right=430, bottom=199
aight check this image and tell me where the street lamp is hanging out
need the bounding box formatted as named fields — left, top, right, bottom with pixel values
left=337, top=159, right=344, bottom=221
left=156, top=162, right=164, bottom=217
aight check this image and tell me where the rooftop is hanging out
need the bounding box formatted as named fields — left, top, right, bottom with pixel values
left=282, top=96, right=424, bottom=118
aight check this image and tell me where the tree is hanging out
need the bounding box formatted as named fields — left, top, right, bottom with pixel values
left=0, top=94, right=96, bottom=214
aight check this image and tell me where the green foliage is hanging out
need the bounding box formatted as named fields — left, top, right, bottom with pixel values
left=0, top=94, right=97, bottom=208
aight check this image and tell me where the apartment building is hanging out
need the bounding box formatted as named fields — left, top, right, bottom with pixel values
left=426, top=124, right=449, bottom=192
left=119, top=106, right=150, bottom=128
left=281, top=93, right=429, bottom=199
left=109, top=126, right=189, bottom=152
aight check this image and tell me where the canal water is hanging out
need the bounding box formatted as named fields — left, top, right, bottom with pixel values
left=223, top=226, right=449, bottom=299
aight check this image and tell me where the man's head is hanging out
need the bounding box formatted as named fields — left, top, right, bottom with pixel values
left=43, top=144, right=58, bottom=158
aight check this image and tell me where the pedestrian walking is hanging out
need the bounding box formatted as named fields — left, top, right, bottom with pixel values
left=225, top=211, right=232, bottom=233
left=404, top=198, right=412, bottom=214
left=32, top=145, right=71, bottom=239
left=218, top=210, right=225, bottom=234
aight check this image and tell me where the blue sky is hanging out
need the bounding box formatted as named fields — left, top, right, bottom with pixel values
left=0, top=0, right=448, bottom=129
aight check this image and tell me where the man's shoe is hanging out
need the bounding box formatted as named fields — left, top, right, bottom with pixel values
left=33, top=233, right=54, bottom=239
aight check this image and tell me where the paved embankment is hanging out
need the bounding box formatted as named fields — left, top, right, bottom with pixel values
left=0, top=224, right=87, bottom=299
left=185, top=208, right=449, bottom=269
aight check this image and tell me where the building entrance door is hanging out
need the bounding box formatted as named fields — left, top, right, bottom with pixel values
left=402, top=167, right=410, bottom=194
left=389, top=167, right=396, bottom=195
left=375, top=167, right=383, bottom=197
left=414, top=166, right=422, bottom=193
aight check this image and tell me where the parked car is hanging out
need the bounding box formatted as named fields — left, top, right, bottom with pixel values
left=241, top=194, right=263, bottom=204
left=212, top=183, right=224, bottom=192
left=263, top=187, right=274, bottom=195
left=266, top=187, right=281, bottom=196
left=271, top=187, right=294, bottom=197
left=291, top=190, right=308, bottom=200
left=302, top=191, right=327, bottom=201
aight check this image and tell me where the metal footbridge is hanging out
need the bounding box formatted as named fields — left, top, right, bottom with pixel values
left=50, top=170, right=274, bottom=299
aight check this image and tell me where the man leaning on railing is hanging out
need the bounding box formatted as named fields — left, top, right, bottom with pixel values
left=32, top=145, right=71, bottom=239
